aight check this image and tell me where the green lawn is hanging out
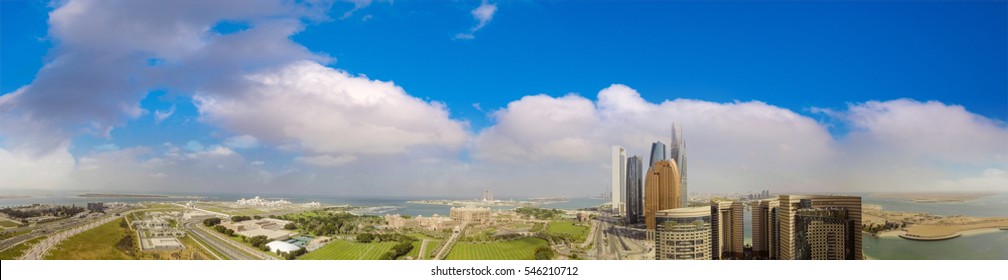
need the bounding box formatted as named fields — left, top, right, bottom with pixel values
left=446, top=237, right=550, bottom=260
left=401, top=240, right=422, bottom=260
left=0, top=229, right=31, bottom=241
left=0, top=236, right=45, bottom=260
left=299, top=240, right=397, bottom=260
left=45, top=218, right=134, bottom=260
left=0, top=220, right=21, bottom=228
left=546, top=221, right=589, bottom=242
left=423, top=240, right=443, bottom=259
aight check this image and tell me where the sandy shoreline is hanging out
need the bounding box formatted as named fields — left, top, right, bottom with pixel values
left=864, top=202, right=1008, bottom=241
left=871, top=192, right=994, bottom=203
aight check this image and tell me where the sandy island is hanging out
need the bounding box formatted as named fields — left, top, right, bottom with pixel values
left=0, top=195, right=30, bottom=199
left=864, top=204, right=1008, bottom=241
left=76, top=193, right=169, bottom=198
left=871, top=192, right=994, bottom=203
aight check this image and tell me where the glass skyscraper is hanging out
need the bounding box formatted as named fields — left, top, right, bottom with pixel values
left=670, top=123, right=688, bottom=207
left=625, top=155, right=643, bottom=225
left=649, top=141, right=666, bottom=169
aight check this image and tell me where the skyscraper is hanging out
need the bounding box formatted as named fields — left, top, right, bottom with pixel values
left=711, top=200, right=744, bottom=260
left=611, top=146, right=626, bottom=215
left=649, top=141, right=666, bottom=169
left=625, top=155, right=643, bottom=225
left=751, top=199, right=779, bottom=259
left=670, top=123, right=688, bottom=207
left=644, top=160, right=681, bottom=230
left=776, top=195, right=862, bottom=260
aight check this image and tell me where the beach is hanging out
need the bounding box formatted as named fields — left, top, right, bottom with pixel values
left=865, top=203, right=1008, bottom=240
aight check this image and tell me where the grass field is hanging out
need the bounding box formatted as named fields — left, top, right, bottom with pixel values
left=0, top=220, right=21, bottom=228
left=546, top=221, right=589, bottom=242
left=197, top=203, right=265, bottom=216
left=0, top=236, right=45, bottom=260
left=423, top=240, right=443, bottom=259
left=445, top=237, right=549, bottom=260
left=402, top=240, right=422, bottom=259
left=0, top=228, right=31, bottom=241
left=45, top=218, right=133, bottom=260
left=300, top=240, right=397, bottom=260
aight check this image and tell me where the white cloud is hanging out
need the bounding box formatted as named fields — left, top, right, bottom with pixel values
left=223, top=135, right=260, bottom=149
left=297, top=154, right=358, bottom=166
left=194, top=60, right=469, bottom=156
left=154, top=106, right=175, bottom=123
left=0, top=146, right=75, bottom=189
left=472, top=84, right=837, bottom=193
left=0, top=0, right=329, bottom=155
left=471, top=85, right=1007, bottom=194
left=455, top=1, right=497, bottom=40
left=340, top=0, right=372, bottom=19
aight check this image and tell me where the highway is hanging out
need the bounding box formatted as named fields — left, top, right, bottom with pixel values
left=18, top=210, right=130, bottom=260
left=184, top=219, right=278, bottom=260
left=183, top=222, right=254, bottom=260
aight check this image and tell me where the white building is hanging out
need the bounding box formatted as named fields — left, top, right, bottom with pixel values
left=611, top=145, right=626, bottom=215
left=265, top=240, right=301, bottom=254
left=236, top=196, right=292, bottom=207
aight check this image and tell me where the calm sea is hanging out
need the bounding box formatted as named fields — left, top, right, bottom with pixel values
left=0, top=190, right=606, bottom=217
left=863, top=193, right=1008, bottom=260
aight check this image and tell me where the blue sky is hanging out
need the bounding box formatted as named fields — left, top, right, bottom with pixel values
left=1, top=0, right=1006, bottom=196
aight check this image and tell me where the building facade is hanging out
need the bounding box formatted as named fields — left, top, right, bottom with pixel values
left=751, top=199, right=779, bottom=259
left=655, top=207, right=712, bottom=260
left=644, top=160, right=681, bottom=230
left=794, top=205, right=856, bottom=260
left=776, top=195, right=862, bottom=260
left=611, top=146, right=626, bottom=215
left=625, top=156, right=644, bottom=225
left=711, top=201, right=744, bottom=259
left=450, top=206, right=492, bottom=223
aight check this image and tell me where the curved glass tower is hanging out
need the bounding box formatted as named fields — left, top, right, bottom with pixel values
left=649, top=141, right=666, bottom=169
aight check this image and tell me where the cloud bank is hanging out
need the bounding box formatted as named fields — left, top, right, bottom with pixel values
left=1, top=1, right=1005, bottom=196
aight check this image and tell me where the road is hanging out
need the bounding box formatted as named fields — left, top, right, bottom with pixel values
left=416, top=239, right=428, bottom=260
left=434, top=222, right=467, bottom=260
left=1, top=210, right=125, bottom=253
left=183, top=222, right=254, bottom=260
left=19, top=212, right=127, bottom=260
left=185, top=220, right=277, bottom=260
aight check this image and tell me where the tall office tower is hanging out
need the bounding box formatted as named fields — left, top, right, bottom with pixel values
left=655, top=207, right=712, bottom=260
left=777, top=195, right=862, bottom=260
left=611, top=146, right=626, bottom=215
left=711, top=200, right=744, bottom=260
left=644, top=160, right=681, bottom=230
left=751, top=199, right=779, bottom=259
left=480, top=189, right=494, bottom=202
left=649, top=141, right=666, bottom=169
left=669, top=123, right=688, bottom=207
left=625, top=156, right=644, bottom=225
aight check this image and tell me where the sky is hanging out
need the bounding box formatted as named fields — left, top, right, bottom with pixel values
left=1, top=0, right=1006, bottom=198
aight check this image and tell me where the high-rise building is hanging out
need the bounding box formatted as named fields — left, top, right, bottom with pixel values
left=644, top=160, right=681, bottom=230
left=711, top=200, right=744, bottom=259
left=611, top=146, right=626, bottom=215
left=625, top=156, right=644, bottom=225
left=649, top=141, right=666, bottom=169
left=751, top=199, right=779, bottom=259
left=655, top=206, right=712, bottom=260
left=776, top=195, right=862, bottom=260
left=480, top=189, right=494, bottom=202
left=669, top=123, right=688, bottom=207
